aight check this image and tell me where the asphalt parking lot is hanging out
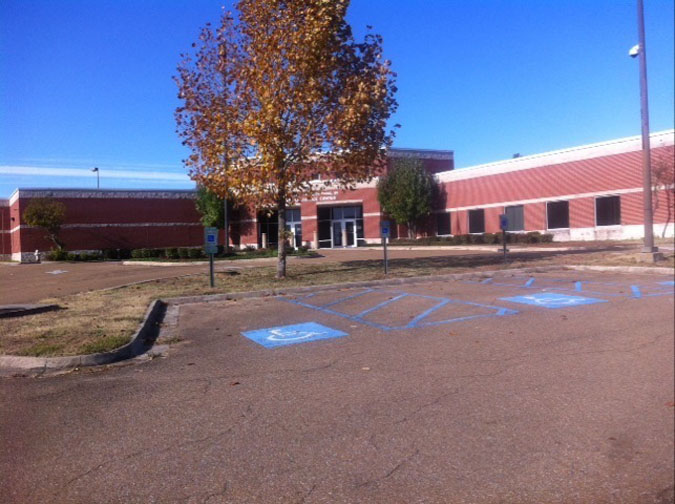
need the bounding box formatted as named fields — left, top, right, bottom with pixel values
left=1, top=270, right=673, bottom=503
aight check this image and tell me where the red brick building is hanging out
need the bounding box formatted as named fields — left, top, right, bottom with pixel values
left=2, top=130, right=673, bottom=262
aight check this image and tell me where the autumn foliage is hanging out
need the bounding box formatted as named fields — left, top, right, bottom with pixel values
left=175, top=0, right=398, bottom=277
left=23, top=198, right=67, bottom=250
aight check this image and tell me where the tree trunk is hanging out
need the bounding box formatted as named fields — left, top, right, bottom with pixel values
left=407, top=222, right=416, bottom=240
left=48, top=232, right=64, bottom=250
left=223, top=199, right=230, bottom=255
left=663, top=191, right=673, bottom=238
left=277, top=196, right=287, bottom=279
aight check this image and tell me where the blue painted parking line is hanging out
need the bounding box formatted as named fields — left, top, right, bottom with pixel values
left=284, top=289, right=517, bottom=331
left=242, top=322, right=348, bottom=348
left=357, top=293, right=407, bottom=318
left=471, top=276, right=675, bottom=299
left=500, top=292, right=608, bottom=309
left=322, top=288, right=374, bottom=308
left=659, top=280, right=675, bottom=287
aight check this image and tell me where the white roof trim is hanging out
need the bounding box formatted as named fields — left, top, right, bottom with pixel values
left=438, top=129, right=675, bottom=183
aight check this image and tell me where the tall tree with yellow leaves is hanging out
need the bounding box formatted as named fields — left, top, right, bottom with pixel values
left=175, top=0, right=398, bottom=278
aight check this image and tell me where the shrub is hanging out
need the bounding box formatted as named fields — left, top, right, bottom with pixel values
left=142, top=248, right=156, bottom=259
left=131, top=249, right=144, bottom=259
left=165, top=248, right=179, bottom=260
left=66, top=253, right=78, bottom=261
left=188, top=248, right=203, bottom=259
left=469, top=234, right=485, bottom=244
left=46, top=248, right=68, bottom=261
left=178, top=247, right=190, bottom=259
left=483, top=233, right=500, bottom=244
left=541, top=233, right=554, bottom=243
left=525, top=231, right=542, bottom=243
left=102, top=249, right=118, bottom=260
left=118, top=249, right=132, bottom=259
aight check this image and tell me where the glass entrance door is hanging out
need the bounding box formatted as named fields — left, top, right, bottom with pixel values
left=345, top=221, right=355, bottom=247
left=332, top=222, right=343, bottom=247
left=331, top=220, right=357, bottom=248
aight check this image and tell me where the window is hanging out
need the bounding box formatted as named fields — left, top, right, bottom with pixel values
left=285, top=208, right=301, bottom=223
left=468, top=209, right=485, bottom=234
left=258, top=212, right=279, bottom=247
left=436, top=213, right=451, bottom=236
left=504, top=205, right=524, bottom=231
left=596, top=196, right=621, bottom=226
left=546, top=201, right=569, bottom=229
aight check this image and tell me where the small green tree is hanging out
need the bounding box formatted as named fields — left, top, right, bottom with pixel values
left=195, top=186, right=225, bottom=228
left=23, top=198, right=67, bottom=250
left=377, top=158, right=438, bottom=239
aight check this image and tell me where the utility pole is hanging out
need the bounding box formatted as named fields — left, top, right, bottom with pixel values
left=635, top=0, right=658, bottom=256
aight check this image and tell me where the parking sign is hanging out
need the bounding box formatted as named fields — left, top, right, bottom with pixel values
left=204, top=227, right=219, bottom=255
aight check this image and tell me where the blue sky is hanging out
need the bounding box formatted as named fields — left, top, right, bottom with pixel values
left=1, top=0, right=673, bottom=199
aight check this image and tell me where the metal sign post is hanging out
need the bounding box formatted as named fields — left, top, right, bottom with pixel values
left=499, top=214, right=509, bottom=264
left=204, top=227, right=219, bottom=287
left=380, top=220, right=390, bottom=274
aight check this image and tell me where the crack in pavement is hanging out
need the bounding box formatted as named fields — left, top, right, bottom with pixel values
left=356, top=448, right=420, bottom=488
left=56, top=426, right=238, bottom=500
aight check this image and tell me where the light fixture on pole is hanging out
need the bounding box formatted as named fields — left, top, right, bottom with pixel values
left=630, top=0, right=659, bottom=258
left=92, top=167, right=100, bottom=189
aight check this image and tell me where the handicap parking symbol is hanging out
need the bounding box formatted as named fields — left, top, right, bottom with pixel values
left=242, top=322, right=348, bottom=348
left=499, top=292, right=608, bottom=309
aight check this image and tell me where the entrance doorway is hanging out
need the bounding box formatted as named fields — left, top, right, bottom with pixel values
left=331, top=220, right=357, bottom=248
left=317, top=205, right=364, bottom=248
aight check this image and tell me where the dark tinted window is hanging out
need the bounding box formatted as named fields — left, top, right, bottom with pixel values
left=596, top=196, right=621, bottom=226
left=547, top=201, right=569, bottom=229
left=285, top=208, right=301, bottom=222
left=468, top=209, right=485, bottom=234
left=318, top=206, right=331, bottom=221
left=436, top=213, right=451, bottom=236
left=505, top=205, right=524, bottom=231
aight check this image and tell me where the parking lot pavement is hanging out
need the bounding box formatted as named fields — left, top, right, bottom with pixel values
left=1, top=271, right=673, bottom=503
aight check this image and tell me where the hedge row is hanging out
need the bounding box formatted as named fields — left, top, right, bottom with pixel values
left=44, top=247, right=206, bottom=262
left=44, top=244, right=311, bottom=262
left=391, top=231, right=554, bottom=246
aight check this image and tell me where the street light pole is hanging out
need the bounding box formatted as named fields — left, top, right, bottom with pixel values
left=92, top=167, right=100, bottom=189
left=635, top=0, right=657, bottom=254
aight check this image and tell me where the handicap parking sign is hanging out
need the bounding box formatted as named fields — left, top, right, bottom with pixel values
left=499, top=292, right=607, bottom=309
left=242, top=322, right=348, bottom=348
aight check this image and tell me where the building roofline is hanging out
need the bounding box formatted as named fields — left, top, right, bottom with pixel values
left=9, top=188, right=197, bottom=205
left=388, top=147, right=454, bottom=161
left=437, top=129, right=674, bottom=183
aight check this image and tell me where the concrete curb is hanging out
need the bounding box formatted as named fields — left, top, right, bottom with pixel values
left=167, top=263, right=673, bottom=307
left=359, top=245, right=580, bottom=252
left=168, top=266, right=558, bottom=306
left=121, top=256, right=279, bottom=267
left=0, top=299, right=167, bottom=376
left=562, top=265, right=674, bottom=275
left=0, top=304, right=60, bottom=319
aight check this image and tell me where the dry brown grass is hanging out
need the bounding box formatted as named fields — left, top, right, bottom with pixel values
left=1, top=248, right=672, bottom=357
